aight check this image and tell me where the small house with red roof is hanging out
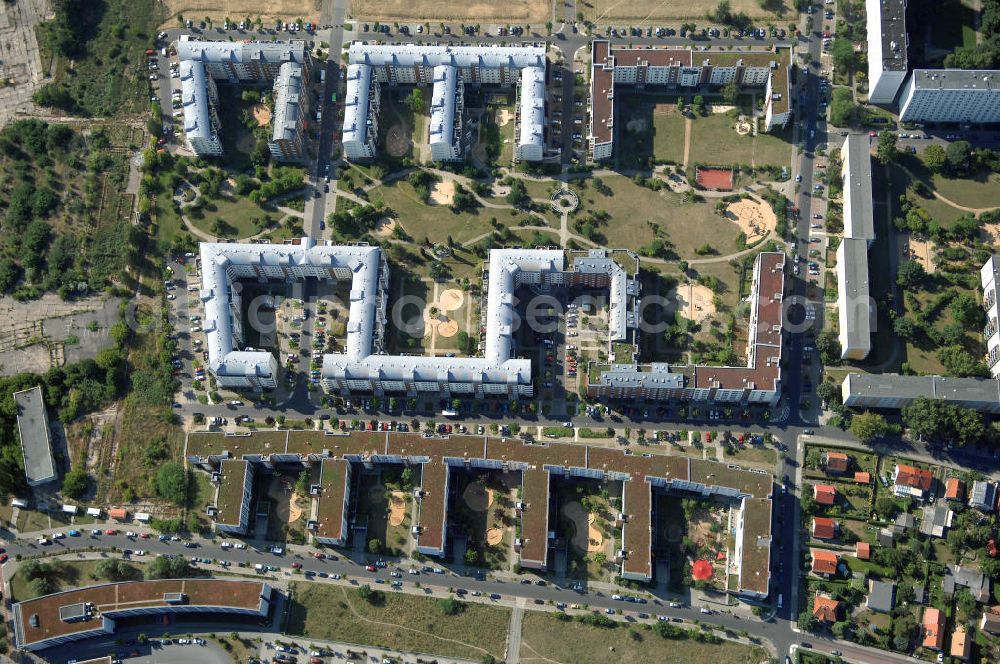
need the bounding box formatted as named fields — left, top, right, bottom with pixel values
left=922, top=607, right=945, bottom=650
left=856, top=542, right=871, bottom=560
left=811, top=549, right=839, bottom=578
left=822, top=451, right=850, bottom=475
left=814, top=484, right=837, bottom=506
left=945, top=477, right=964, bottom=502
left=893, top=464, right=933, bottom=500
left=812, top=594, right=842, bottom=623
left=812, top=517, right=838, bottom=540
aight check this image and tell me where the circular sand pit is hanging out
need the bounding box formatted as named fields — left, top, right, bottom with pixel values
left=252, top=104, right=271, bottom=127
left=385, top=125, right=410, bottom=158
left=388, top=491, right=407, bottom=527
left=725, top=199, right=777, bottom=243
left=669, top=284, right=717, bottom=324
left=267, top=476, right=304, bottom=523
left=735, top=120, right=752, bottom=136
left=429, top=180, right=456, bottom=206
left=486, top=528, right=504, bottom=546
left=374, top=218, right=397, bottom=238
left=437, top=318, right=459, bottom=338
left=564, top=501, right=603, bottom=553
left=439, top=289, right=464, bottom=312
left=463, top=483, right=493, bottom=512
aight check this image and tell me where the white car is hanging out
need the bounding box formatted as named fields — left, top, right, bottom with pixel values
left=234, top=542, right=247, bottom=549
left=178, top=638, right=190, bottom=644
left=126, top=531, right=137, bottom=538
left=53, top=532, right=66, bottom=539
left=220, top=541, right=232, bottom=549
left=134, top=550, right=146, bottom=556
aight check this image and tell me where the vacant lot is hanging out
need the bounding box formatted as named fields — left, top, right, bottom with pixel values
left=580, top=0, right=790, bottom=22
left=286, top=582, right=511, bottom=660
left=519, top=612, right=768, bottom=664
left=350, top=0, right=550, bottom=22
left=162, top=0, right=318, bottom=24
left=689, top=112, right=791, bottom=169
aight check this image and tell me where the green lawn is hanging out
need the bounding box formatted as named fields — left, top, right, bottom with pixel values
left=583, top=175, right=743, bottom=258
left=930, top=172, right=1000, bottom=211
left=687, top=112, right=792, bottom=169
left=286, top=582, right=510, bottom=660
left=370, top=179, right=499, bottom=245
left=653, top=106, right=687, bottom=165
left=9, top=559, right=145, bottom=602
left=187, top=192, right=302, bottom=240
left=519, top=612, right=768, bottom=664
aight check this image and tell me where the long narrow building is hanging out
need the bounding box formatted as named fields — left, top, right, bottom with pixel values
left=866, top=0, right=908, bottom=104
left=343, top=63, right=380, bottom=160
left=899, top=70, right=1000, bottom=123
left=429, top=64, right=464, bottom=162
left=836, top=134, right=875, bottom=360
left=268, top=62, right=310, bottom=162
left=589, top=41, right=791, bottom=160
left=187, top=430, right=774, bottom=599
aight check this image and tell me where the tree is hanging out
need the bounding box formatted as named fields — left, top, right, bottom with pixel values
left=902, top=397, right=986, bottom=445
left=921, top=144, right=947, bottom=173
left=938, top=345, right=990, bottom=378
left=829, top=88, right=857, bottom=126
left=96, top=558, right=137, bottom=581
left=816, top=382, right=841, bottom=408
left=892, top=316, right=918, bottom=341
left=404, top=88, right=424, bottom=113
left=439, top=597, right=464, bottom=615
left=874, top=495, right=901, bottom=519
left=145, top=555, right=192, bottom=580
left=816, top=328, right=842, bottom=365
left=876, top=130, right=898, bottom=165
left=895, top=259, right=926, bottom=288
left=676, top=96, right=685, bottom=112
left=155, top=462, right=187, bottom=506
left=464, top=549, right=479, bottom=566
left=721, top=81, right=740, bottom=105
left=505, top=179, right=528, bottom=207
left=950, top=292, right=984, bottom=328
left=61, top=467, right=89, bottom=499
left=945, top=140, right=972, bottom=174
left=830, top=38, right=856, bottom=74
left=692, top=95, right=706, bottom=114
left=850, top=411, right=888, bottom=444
left=368, top=538, right=383, bottom=554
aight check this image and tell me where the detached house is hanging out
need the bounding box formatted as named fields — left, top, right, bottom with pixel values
left=812, top=594, right=843, bottom=623
left=822, top=451, right=850, bottom=474
left=811, top=549, right=840, bottom=578
left=812, top=517, right=839, bottom=540
left=814, top=484, right=837, bottom=506
left=950, top=625, right=972, bottom=661
left=867, top=579, right=896, bottom=613
left=969, top=480, right=997, bottom=512
left=893, top=464, right=934, bottom=500
left=922, top=607, right=945, bottom=651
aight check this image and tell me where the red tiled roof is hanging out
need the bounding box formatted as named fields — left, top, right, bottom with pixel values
left=811, top=549, right=839, bottom=575
left=812, top=594, right=842, bottom=622
left=812, top=517, right=837, bottom=540
left=824, top=451, right=850, bottom=472
left=945, top=478, right=963, bottom=500
left=922, top=607, right=945, bottom=650
left=854, top=471, right=872, bottom=484
left=814, top=484, right=837, bottom=505
left=856, top=542, right=872, bottom=560
left=950, top=625, right=971, bottom=658
left=895, top=464, right=933, bottom=491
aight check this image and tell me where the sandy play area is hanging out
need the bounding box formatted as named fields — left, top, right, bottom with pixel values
left=497, top=109, right=513, bottom=126
left=982, top=222, right=1000, bottom=249
left=725, top=199, right=777, bottom=243
left=486, top=527, right=504, bottom=546
left=252, top=104, right=271, bottom=127
left=439, top=288, right=464, bottom=312
left=900, top=234, right=937, bottom=274
left=374, top=218, right=397, bottom=238
left=388, top=491, right=407, bottom=527
left=564, top=501, right=605, bottom=554
left=268, top=475, right=304, bottom=523
left=429, top=180, right=456, bottom=205
left=670, top=284, right=716, bottom=323
left=463, top=483, right=495, bottom=512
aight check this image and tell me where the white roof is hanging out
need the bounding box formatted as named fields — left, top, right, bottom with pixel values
left=199, top=238, right=382, bottom=380
left=573, top=254, right=629, bottom=341
left=343, top=64, right=373, bottom=147
left=180, top=60, right=215, bottom=144
left=348, top=42, right=546, bottom=70
left=518, top=67, right=546, bottom=151
left=429, top=65, right=459, bottom=148
left=271, top=62, right=304, bottom=144
left=841, top=135, right=874, bottom=241
left=176, top=40, right=305, bottom=67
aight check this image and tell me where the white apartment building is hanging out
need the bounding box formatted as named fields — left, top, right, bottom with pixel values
left=866, top=0, right=909, bottom=104
left=899, top=70, right=1000, bottom=123
left=428, top=65, right=464, bottom=162
left=516, top=66, right=546, bottom=162
left=179, top=60, right=223, bottom=156
left=268, top=62, right=309, bottom=162
left=982, top=256, right=1000, bottom=376
left=835, top=135, right=875, bottom=360
left=343, top=63, right=380, bottom=160
left=345, top=43, right=547, bottom=162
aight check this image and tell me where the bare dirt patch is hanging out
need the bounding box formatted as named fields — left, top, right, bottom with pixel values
left=463, top=482, right=494, bottom=512
left=900, top=234, right=937, bottom=275
left=429, top=180, right=456, bottom=206
left=725, top=199, right=777, bottom=243
left=669, top=284, right=717, bottom=324
left=564, top=502, right=604, bottom=553
left=161, top=1, right=317, bottom=25
left=349, top=0, right=550, bottom=23
left=373, top=218, right=398, bottom=238
left=497, top=109, right=514, bottom=126
left=583, top=0, right=786, bottom=21
left=981, top=222, right=1000, bottom=250
left=388, top=491, right=407, bottom=527
left=385, top=124, right=411, bottom=158
left=252, top=104, right=271, bottom=127
left=268, top=474, right=305, bottom=523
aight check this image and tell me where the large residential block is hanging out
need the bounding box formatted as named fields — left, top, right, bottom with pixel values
left=866, top=0, right=908, bottom=104
left=981, top=256, right=1000, bottom=376
left=589, top=41, right=791, bottom=160
left=187, top=430, right=774, bottom=598
left=208, top=459, right=254, bottom=535
left=842, top=372, right=1000, bottom=414
left=13, top=386, right=56, bottom=486
left=835, top=135, right=875, bottom=360
left=268, top=62, right=310, bottom=162
left=344, top=43, right=546, bottom=163
left=899, top=70, right=1000, bottom=123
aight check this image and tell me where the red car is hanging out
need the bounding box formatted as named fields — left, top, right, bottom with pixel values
left=704, top=432, right=711, bottom=443
left=313, top=552, right=325, bottom=560
left=145, top=49, right=156, bottom=55
left=140, top=533, right=151, bottom=539
left=0, top=554, right=8, bottom=564
left=104, top=529, right=117, bottom=535
left=291, top=562, right=302, bottom=569
left=366, top=564, right=377, bottom=572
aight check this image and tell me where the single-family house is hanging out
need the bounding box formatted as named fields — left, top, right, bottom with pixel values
left=823, top=451, right=850, bottom=474
left=855, top=471, right=872, bottom=484
left=945, top=477, right=964, bottom=502
left=919, top=503, right=954, bottom=538
left=867, top=579, right=896, bottom=613
left=893, top=464, right=933, bottom=500
left=943, top=564, right=991, bottom=603
left=814, top=484, right=837, bottom=506
left=969, top=480, right=997, bottom=512
left=922, top=607, right=945, bottom=650
left=812, top=517, right=838, bottom=540
left=950, top=625, right=972, bottom=661
left=856, top=542, right=872, bottom=560
left=811, top=549, right=840, bottom=578
left=812, top=594, right=843, bottom=623
left=981, top=611, right=1000, bottom=636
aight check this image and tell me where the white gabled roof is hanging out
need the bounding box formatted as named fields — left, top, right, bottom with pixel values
left=429, top=65, right=458, bottom=148
left=177, top=40, right=306, bottom=67
left=348, top=42, right=546, bottom=70
left=343, top=63, right=373, bottom=147
left=271, top=62, right=304, bottom=144
left=180, top=60, right=214, bottom=143
left=518, top=66, right=546, bottom=151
